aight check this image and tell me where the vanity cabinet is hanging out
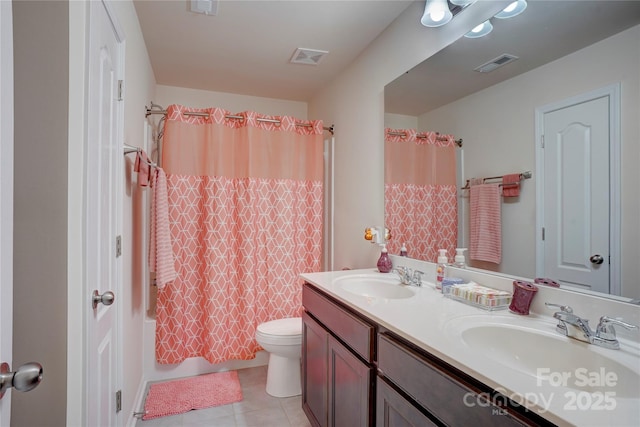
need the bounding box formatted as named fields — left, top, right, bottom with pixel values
left=301, top=282, right=555, bottom=427
left=302, top=284, right=375, bottom=427
left=377, top=332, right=553, bottom=427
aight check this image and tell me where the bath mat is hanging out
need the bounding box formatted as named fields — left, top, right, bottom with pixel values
left=142, top=371, right=243, bottom=420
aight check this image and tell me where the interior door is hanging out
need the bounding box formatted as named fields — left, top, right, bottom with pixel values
left=540, top=94, right=612, bottom=294
left=86, top=1, right=123, bottom=425
left=0, top=0, right=13, bottom=424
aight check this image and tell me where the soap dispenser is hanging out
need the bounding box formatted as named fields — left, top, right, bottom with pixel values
left=377, top=245, right=393, bottom=273
left=454, top=248, right=467, bottom=268
left=435, top=249, right=448, bottom=290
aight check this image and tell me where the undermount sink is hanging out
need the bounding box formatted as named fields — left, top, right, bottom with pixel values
left=333, top=273, right=415, bottom=300
left=446, top=316, right=640, bottom=398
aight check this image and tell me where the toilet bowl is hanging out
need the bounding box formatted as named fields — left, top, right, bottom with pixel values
left=255, top=317, right=302, bottom=397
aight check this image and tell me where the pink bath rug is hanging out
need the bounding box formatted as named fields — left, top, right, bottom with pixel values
left=142, top=371, right=243, bottom=420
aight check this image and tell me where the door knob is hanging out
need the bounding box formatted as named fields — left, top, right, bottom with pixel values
left=0, top=362, right=43, bottom=399
left=590, top=254, right=604, bottom=265
left=92, top=290, right=115, bottom=309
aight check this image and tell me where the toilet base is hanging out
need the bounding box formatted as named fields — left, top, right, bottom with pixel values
left=265, top=353, right=301, bottom=397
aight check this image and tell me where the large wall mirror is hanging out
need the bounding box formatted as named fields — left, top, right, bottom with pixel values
left=384, top=1, right=640, bottom=302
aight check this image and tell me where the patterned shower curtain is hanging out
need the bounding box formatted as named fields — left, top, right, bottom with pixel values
left=155, top=104, right=324, bottom=364
left=384, top=128, right=457, bottom=261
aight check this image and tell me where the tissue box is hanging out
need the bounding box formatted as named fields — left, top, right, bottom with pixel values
left=443, top=282, right=512, bottom=311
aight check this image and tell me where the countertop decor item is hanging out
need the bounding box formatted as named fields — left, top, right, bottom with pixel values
left=509, top=280, right=538, bottom=315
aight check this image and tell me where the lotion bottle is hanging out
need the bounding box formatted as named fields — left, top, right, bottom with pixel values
left=435, top=249, right=448, bottom=291
left=454, top=248, right=467, bottom=268
left=377, top=245, right=392, bottom=273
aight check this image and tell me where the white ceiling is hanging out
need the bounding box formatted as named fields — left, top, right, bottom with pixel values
left=133, top=0, right=414, bottom=102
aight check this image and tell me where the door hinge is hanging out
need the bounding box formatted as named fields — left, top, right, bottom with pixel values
left=542, top=227, right=545, bottom=241
left=541, top=134, right=545, bottom=148
left=116, top=390, right=122, bottom=412
left=117, top=80, right=124, bottom=101
left=116, top=235, right=122, bottom=258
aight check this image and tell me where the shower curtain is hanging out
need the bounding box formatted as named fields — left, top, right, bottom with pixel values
left=384, top=128, right=457, bottom=261
left=155, top=104, right=324, bottom=364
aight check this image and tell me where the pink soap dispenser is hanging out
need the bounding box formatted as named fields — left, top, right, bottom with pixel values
left=377, top=245, right=393, bottom=273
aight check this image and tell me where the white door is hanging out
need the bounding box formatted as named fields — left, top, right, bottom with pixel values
left=86, top=1, right=124, bottom=425
left=0, top=0, right=14, bottom=424
left=537, top=86, right=619, bottom=294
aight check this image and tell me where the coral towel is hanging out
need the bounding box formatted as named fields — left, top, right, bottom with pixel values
left=502, top=173, right=521, bottom=197
left=149, top=167, right=176, bottom=289
left=469, top=184, right=502, bottom=264
left=134, top=150, right=151, bottom=187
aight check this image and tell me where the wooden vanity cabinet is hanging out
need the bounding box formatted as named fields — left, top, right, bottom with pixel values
left=302, top=283, right=375, bottom=427
left=301, top=282, right=555, bottom=427
left=377, top=332, right=555, bottom=427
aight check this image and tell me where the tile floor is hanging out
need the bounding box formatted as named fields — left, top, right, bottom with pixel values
left=136, top=365, right=312, bottom=427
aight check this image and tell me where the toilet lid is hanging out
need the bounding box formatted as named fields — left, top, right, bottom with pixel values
left=257, top=317, right=302, bottom=336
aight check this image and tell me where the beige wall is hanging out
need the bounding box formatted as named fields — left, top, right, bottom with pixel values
left=12, top=1, right=68, bottom=426
left=309, top=1, right=507, bottom=270
left=418, top=24, right=640, bottom=299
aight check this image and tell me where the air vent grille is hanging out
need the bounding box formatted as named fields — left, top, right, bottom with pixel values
left=474, top=54, right=519, bottom=73
left=290, top=48, right=329, bottom=66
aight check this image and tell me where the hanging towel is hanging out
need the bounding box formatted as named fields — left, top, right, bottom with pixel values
left=502, top=173, right=521, bottom=197
left=134, top=150, right=151, bottom=187
left=469, top=183, right=502, bottom=264
left=149, top=167, right=176, bottom=289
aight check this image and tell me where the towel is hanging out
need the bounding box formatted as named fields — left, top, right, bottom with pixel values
left=501, top=173, right=520, bottom=197
left=149, top=167, right=177, bottom=289
left=134, top=150, right=151, bottom=187
left=469, top=184, right=502, bottom=264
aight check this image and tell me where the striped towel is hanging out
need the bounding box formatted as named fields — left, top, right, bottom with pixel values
left=469, top=183, right=501, bottom=264
left=149, top=167, right=176, bottom=289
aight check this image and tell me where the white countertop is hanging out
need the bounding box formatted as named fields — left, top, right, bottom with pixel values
left=301, top=268, right=640, bottom=427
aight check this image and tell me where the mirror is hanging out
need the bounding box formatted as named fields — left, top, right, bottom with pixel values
left=384, top=1, right=640, bottom=301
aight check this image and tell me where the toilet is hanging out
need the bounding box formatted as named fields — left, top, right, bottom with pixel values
left=255, top=317, right=302, bottom=397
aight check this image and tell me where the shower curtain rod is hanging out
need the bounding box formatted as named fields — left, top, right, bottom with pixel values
left=145, top=105, right=334, bottom=135
left=386, top=130, right=463, bottom=147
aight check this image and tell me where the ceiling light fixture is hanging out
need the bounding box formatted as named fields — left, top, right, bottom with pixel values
left=464, top=20, right=493, bottom=38
left=494, top=0, right=527, bottom=19
left=421, top=0, right=453, bottom=27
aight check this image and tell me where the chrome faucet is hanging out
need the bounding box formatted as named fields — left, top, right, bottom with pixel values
left=393, top=266, right=424, bottom=287
left=545, top=303, right=638, bottom=350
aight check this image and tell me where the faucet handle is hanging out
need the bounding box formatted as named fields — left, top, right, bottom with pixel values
left=412, top=270, right=424, bottom=282
left=596, top=316, right=638, bottom=338
left=545, top=302, right=573, bottom=313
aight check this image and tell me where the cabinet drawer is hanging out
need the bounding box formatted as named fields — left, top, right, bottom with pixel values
left=376, top=377, right=438, bottom=427
left=303, top=283, right=375, bottom=362
left=378, top=334, right=528, bottom=427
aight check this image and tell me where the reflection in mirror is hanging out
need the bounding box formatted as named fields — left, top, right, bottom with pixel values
left=384, top=1, right=640, bottom=301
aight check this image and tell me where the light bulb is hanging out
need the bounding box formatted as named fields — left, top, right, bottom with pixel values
left=421, top=0, right=453, bottom=27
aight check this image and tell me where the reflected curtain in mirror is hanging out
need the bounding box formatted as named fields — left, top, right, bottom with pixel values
left=384, top=129, right=457, bottom=261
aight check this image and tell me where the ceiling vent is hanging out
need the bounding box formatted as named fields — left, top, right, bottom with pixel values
left=290, top=48, right=329, bottom=66
left=190, top=0, right=218, bottom=16
left=474, top=54, right=519, bottom=73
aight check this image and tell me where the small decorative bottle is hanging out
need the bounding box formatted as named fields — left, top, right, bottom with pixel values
left=399, top=243, right=408, bottom=257
left=435, top=249, right=448, bottom=291
left=377, top=245, right=393, bottom=273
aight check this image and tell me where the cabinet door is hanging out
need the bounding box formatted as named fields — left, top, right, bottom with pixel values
left=302, top=312, right=328, bottom=427
left=328, top=335, right=373, bottom=427
left=376, top=378, right=438, bottom=427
